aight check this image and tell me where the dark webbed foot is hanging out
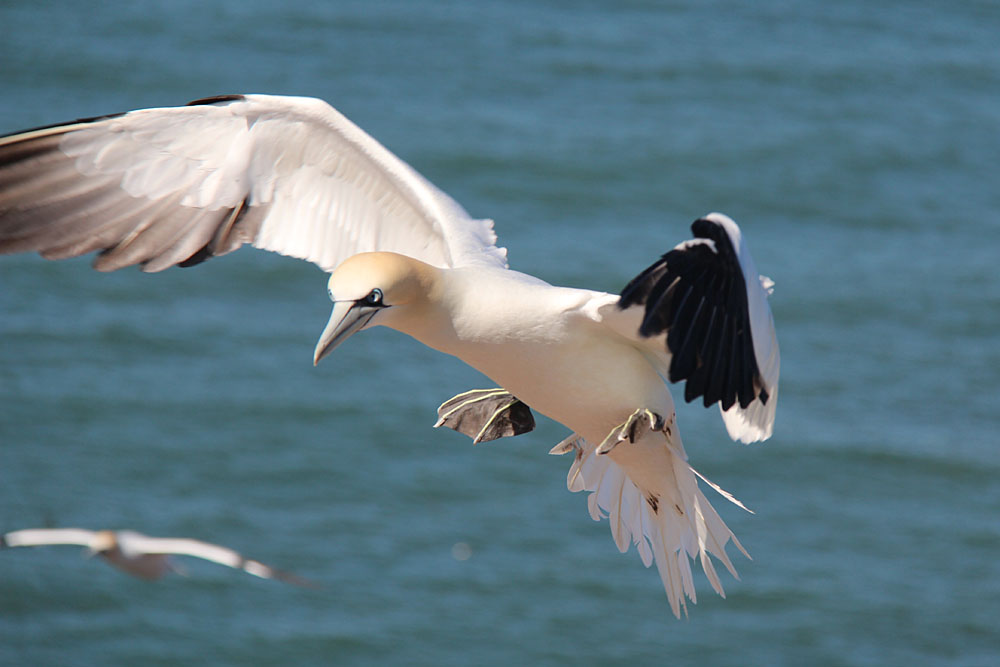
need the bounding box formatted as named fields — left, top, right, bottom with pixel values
left=435, top=389, right=535, bottom=444
left=596, top=408, right=671, bottom=455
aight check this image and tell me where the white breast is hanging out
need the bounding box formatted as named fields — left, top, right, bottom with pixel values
left=403, top=268, right=675, bottom=441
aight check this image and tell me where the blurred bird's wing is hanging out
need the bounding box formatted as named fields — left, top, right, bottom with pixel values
left=120, top=534, right=311, bottom=586
left=1, top=527, right=97, bottom=548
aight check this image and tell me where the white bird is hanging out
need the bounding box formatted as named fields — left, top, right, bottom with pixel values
left=0, top=94, right=779, bottom=617
left=1, top=527, right=310, bottom=584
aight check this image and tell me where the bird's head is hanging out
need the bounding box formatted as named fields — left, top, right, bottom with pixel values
left=314, top=252, right=438, bottom=365
left=89, top=530, right=118, bottom=556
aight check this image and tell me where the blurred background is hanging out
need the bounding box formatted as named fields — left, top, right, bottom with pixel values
left=1, top=1, right=998, bottom=664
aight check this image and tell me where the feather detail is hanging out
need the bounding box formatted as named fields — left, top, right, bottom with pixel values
left=0, top=95, right=508, bottom=272
left=550, top=431, right=749, bottom=618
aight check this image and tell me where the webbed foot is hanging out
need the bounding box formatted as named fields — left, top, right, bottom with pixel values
left=596, top=408, right=670, bottom=455
left=434, top=389, right=535, bottom=444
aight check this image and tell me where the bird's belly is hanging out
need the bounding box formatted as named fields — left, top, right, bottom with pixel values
left=102, top=552, right=171, bottom=580
left=452, top=335, right=674, bottom=442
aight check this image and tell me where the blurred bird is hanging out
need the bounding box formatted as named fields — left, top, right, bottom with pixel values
left=1, top=527, right=310, bottom=585
left=0, top=95, right=778, bottom=616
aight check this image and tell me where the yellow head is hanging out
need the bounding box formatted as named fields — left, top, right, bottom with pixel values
left=314, top=252, right=439, bottom=364
left=90, top=530, right=118, bottom=554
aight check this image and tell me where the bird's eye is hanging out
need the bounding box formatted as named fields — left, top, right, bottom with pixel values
left=365, top=288, right=383, bottom=305
left=327, top=287, right=334, bottom=301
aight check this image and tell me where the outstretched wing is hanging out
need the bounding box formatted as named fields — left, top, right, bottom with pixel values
left=0, top=94, right=507, bottom=273
left=1, top=527, right=97, bottom=548
left=119, top=534, right=311, bottom=586
left=605, top=213, right=779, bottom=443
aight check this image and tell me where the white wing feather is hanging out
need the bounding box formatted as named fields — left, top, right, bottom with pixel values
left=115, top=533, right=303, bottom=583
left=2, top=528, right=97, bottom=548
left=117, top=534, right=243, bottom=566
left=0, top=95, right=507, bottom=272
left=713, top=214, right=780, bottom=443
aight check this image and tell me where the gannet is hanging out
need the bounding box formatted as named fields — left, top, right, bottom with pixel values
left=1, top=527, right=309, bottom=584
left=0, top=94, right=779, bottom=617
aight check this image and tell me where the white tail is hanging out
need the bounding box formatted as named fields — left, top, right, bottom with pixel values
left=550, top=433, right=750, bottom=618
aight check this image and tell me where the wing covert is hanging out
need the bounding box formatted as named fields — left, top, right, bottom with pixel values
left=0, top=95, right=507, bottom=273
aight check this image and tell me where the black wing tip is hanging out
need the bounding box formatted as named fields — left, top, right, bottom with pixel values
left=618, top=258, right=668, bottom=311
left=692, top=213, right=737, bottom=235
left=691, top=216, right=718, bottom=235
left=186, top=94, right=246, bottom=107
left=691, top=216, right=741, bottom=260
left=619, top=215, right=764, bottom=412
left=178, top=246, right=213, bottom=268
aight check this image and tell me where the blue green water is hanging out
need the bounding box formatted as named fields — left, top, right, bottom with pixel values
left=1, top=1, right=999, bottom=664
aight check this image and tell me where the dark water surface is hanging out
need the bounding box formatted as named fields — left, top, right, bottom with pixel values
left=1, top=1, right=998, bottom=665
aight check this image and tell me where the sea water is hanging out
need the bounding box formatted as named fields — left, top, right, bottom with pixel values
left=1, top=1, right=998, bottom=664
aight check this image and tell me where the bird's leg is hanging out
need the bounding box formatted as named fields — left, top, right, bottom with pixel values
left=596, top=408, right=670, bottom=455
left=434, top=388, right=536, bottom=444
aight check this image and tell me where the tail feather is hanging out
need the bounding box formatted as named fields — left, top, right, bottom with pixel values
left=668, top=452, right=744, bottom=586
left=550, top=432, right=750, bottom=617
left=653, top=537, right=691, bottom=618
left=635, top=497, right=654, bottom=567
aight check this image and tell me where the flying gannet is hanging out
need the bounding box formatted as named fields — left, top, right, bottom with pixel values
left=0, top=94, right=779, bottom=617
left=1, top=527, right=309, bottom=584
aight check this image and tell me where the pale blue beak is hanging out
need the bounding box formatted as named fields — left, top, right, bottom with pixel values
left=313, top=300, right=380, bottom=365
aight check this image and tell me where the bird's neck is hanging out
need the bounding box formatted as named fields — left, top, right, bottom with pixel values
left=374, top=263, right=461, bottom=352
left=378, top=266, right=570, bottom=362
